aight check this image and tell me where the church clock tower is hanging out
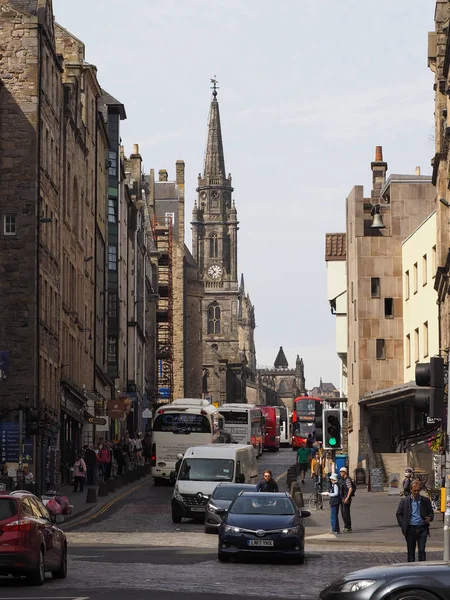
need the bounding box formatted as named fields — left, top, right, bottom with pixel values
left=191, top=81, right=244, bottom=404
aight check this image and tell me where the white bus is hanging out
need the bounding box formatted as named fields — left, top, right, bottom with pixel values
left=279, top=405, right=291, bottom=447
left=151, top=398, right=223, bottom=483
left=219, top=403, right=264, bottom=458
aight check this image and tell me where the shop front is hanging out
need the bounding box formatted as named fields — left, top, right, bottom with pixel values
left=60, top=387, right=85, bottom=485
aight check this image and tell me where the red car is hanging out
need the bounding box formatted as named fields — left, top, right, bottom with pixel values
left=0, top=490, right=67, bottom=585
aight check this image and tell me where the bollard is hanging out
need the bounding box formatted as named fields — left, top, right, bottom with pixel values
left=86, top=487, right=97, bottom=503
left=106, top=478, right=116, bottom=493
left=98, top=481, right=109, bottom=497
left=293, top=490, right=304, bottom=508
left=144, top=463, right=152, bottom=475
left=290, top=481, right=300, bottom=497
left=114, top=476, right=123, bottom=489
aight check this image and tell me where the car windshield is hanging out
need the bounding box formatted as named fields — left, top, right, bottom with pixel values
left=213, top=486, right=252, bottom=500
left=0, top=498, right=18, bottom=521
left=178, top=458, right=234, bottom=482
left=230, top=496, right=295, bottom=515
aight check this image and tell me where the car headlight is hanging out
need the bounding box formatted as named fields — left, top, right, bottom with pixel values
left=207, top=503, right=219, bottom=513
left=224, top=525, right=241, bottom=533
left=282, top=527, right=298, bottom=535
left=173, top=485, right=183, bottom=502
left=338, top=580, right=376, bottom=592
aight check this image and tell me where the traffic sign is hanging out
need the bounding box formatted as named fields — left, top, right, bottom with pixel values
left=88, top=417, right=107, bottom=425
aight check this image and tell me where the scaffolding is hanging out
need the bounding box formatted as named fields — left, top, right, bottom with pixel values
left=153, top=214, right=174, bottom=405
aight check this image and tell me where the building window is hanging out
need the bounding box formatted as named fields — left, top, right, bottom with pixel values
left=371, top=277, right=380, bottom=298
left=414, top=328, right=419, bottom=363
left=351, top=363, right=354, bottom=385
left=165, top=212, right=175, bottom=227
left=107, top=335, right=117, bottom=363
left=4, top=214, right=16, bottom=235
left=432, top=245, right=436, bottom=278
left=384, top=298, right=394, bottom=318
left=108, top=245, right=117, bottom=271
left=209, top=232, right=219, bottom=258
left=405, top=270, right=410, bottom=300
left=376, top=339, right=385, bottom=360
left=207, top=302, right=221, bottom=335
left=406, top=334, right=411, bottom=368
left=108, top=150, right=117, bottom=176
left=108, top=293, right=118, bottom=319
left=422, top=254, right=427, bottom=286
left=108, top=199, right=116, bottom=223
left=353, top=300, right=356, bottom=321
left=423, top=322, right=429, bottom=358
left=413, top=263, right=418, bottom=294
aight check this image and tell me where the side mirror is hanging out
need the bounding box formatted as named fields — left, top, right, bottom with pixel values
left=300, top=510, right=311, bottom=519
left=236, top=474, right=245, bottom=483
left=52, top=514, right=65, bottom=524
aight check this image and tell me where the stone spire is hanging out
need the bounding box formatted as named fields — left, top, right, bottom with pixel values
left=274, top=346, right=289, bottom=369
left=203, top=80, right=226, bottom=180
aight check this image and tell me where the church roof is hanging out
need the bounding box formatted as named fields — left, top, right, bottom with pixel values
left=274, top=346, right=289, bottom=369
left=203, top=90, right=226, bottom=179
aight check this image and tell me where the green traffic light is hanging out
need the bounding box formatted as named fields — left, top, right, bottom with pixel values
left=328, top=437, right=337, bottom=446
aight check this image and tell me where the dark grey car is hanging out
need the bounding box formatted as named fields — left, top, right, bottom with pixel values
left=204, top=483, right=257, bottom=533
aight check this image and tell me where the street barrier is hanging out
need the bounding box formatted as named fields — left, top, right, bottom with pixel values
left=289, top=481, right=300, bottom=497
left=86, top=487, right=97, bottom=503
left=98, top=481, right=109, bottom=497
left=106, top=478, right=116, bottom=493
left=114, top=476, right=123, bottom=489
left=293, top=490, right=304, bottom=508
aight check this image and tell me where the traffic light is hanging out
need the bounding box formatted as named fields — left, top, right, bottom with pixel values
left=415, top=356, right=445, bottom=420
left=323, top=409, right=342, bottom=450
left=25, top=407, right=39, bottom=437
left=314, top=403, right=323, bottom=443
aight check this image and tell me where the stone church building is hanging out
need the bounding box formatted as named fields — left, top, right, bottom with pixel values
left=191, top=85, right=256, bottom=405
left=257, top=347, right=306, bottom=411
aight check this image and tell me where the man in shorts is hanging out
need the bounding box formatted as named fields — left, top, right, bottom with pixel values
left=297, top=443, right=309, bottom=484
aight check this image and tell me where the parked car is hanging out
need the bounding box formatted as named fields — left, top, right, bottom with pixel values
left=218, top=491, right=310, bottom=563
left=204, top=483, right=257, bottom=533
left=319, top=561, right=450, bottom=599
left=0, top=490, right=67, bottom=585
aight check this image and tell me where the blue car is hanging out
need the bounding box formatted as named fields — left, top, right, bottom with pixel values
left=217, top=491, right=310, bottom=563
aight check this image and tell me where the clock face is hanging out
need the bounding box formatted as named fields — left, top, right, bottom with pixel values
left=211, top=190, right=219, bottom=199
left=207, top=264, right=223, bottom=280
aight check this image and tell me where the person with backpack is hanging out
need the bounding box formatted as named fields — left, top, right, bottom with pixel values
left=339, top=467, right=355, bottom=532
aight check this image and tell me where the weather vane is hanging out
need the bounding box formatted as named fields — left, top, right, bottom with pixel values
left=210, top=76, right=219, bottom=98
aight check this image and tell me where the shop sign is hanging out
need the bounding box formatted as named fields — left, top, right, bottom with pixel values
left=61, top=391, right=84, bottom=422
left=107, top=399, right=125, bottom=420
left=0, top=422, right=34, bottom=463
left=88, top=417, right=107, bottom=425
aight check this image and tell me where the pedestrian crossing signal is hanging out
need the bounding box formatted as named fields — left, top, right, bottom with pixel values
left=323, top=409, right=342, bottom=450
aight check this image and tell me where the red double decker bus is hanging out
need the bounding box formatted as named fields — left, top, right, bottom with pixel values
left=257, top=406, right=280, bottom=452
left=291, top=396, right=322, bottom=450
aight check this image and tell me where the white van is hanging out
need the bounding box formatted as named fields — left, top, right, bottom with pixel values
left=171, top=444, right=258, bottom=523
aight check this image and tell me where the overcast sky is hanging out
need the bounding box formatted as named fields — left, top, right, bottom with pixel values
left=53, top=0, right=435, bottom=391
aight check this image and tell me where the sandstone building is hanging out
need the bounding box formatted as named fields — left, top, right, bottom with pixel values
left=191, top=85, right=256, bottom=405
left=257, top=347, right=306, bottom=411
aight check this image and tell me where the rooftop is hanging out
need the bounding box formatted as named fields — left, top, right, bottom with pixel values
left=325, top=233, right=346, bottom=261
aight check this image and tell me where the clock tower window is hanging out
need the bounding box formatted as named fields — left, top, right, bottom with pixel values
left=209, top=232, right=219, bottom=258
left=207, top=302, right=221, bottom=334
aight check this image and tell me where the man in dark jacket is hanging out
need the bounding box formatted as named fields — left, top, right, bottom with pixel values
left=256, top=469, right=279, bottom=492
left=83, top=444, right=97, bottom=486
left=396, top=479, right=434, bottom=562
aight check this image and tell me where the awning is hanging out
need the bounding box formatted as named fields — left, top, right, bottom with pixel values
left=359, top=382, right=417, bottom=409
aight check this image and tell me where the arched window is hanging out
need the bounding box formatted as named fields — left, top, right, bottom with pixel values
left=209, top=232, right=219, bottom=258
left=278, top=380, right=287, bottom=393
left=207, top=302, right=221, bottom=334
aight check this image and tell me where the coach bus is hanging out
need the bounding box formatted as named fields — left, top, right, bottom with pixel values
left=151, top=398, right=223, bottom=483
left=219, top=403, right=264, bottom=457
left=291, top=395, right=322, bottom=450
left=257, top=405, right=280, bottom=452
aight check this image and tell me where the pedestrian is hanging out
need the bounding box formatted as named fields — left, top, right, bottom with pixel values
left=73, top=452, right=87, bottom=492
left=324, top=451, right=336, bottom=487
left=97, top=441, right=110, bottom=481
left=23, top=466, right=34, bottom=484
left=133, top=433, right=143, bottom=466
left=143, top=432, right=152, bottom=463
left=113, top=441, right=126, bottom=476
left=296, top=443, right=309, bottom=483
left=402, top=468, right=413, bottom=497
left=396, top=479, right=434, bottom=562
left=322, top=473, right=341, bottom=533
left=256, top=469, right=279, bottom=492
left=311, top=453, right=325, bottom=493
left=83, top=444, right=97, bottom=485
left=339, top=467, right=355, bottom=532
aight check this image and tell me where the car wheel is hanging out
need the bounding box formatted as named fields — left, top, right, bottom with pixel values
left=52, top=545, right=67, bottom=579
left=389, top=591, right=440, bottom=600
left=204, top=526, right=217, bottom=534
left=218, top=552, right=230, bottom=562
left=172, top=511, right=182, bottom=523
left=28, top=548, right=45, bottom=586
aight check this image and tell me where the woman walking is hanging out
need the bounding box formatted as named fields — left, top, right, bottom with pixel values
left=323, top=473, right=341, bottom=533
left=73, top=452, right=87, bottom=493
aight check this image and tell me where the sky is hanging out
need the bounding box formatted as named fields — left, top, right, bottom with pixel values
left=53, top=0, right=435, bottom=391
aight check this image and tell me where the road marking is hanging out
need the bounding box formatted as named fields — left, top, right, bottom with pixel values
left=275, top=470, right=287, bottom=483
left=1, top=597, right=89, bottom=600
left=65, top=479, right=149, bottom=529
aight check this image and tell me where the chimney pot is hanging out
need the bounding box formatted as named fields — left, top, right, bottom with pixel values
left=415, top=166, right=421, bottom=176
left=133, top=144, right=139, bottom=155
left=375, top=146, right=383, bottom=162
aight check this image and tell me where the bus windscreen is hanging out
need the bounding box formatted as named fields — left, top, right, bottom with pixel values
left=221, top=412, right=248, bottom=425
left=153, top=413, right=211, bottom=433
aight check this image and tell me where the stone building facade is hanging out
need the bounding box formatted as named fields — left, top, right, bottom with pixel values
left=191, top=86, right=256, bottom=405
left=345, top=147, right=435, bottom=471
left=257, top=347, right=306, bottom=411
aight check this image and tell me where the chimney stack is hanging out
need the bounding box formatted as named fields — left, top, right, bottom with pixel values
left=371, top=146, right=388, bottom=199
left=158, top=169, right=168, bottom=182
left=416, top=166, right=421, bottom=176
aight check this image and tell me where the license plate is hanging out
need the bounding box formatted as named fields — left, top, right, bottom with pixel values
left=191, top=507, right=205, bottom=512
left=248, top=539, right=274, bottom=547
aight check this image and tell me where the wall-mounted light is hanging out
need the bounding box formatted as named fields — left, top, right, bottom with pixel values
left=84, top=256, right=94, bottom=262
left=39, top=217, right=52, bottom=224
